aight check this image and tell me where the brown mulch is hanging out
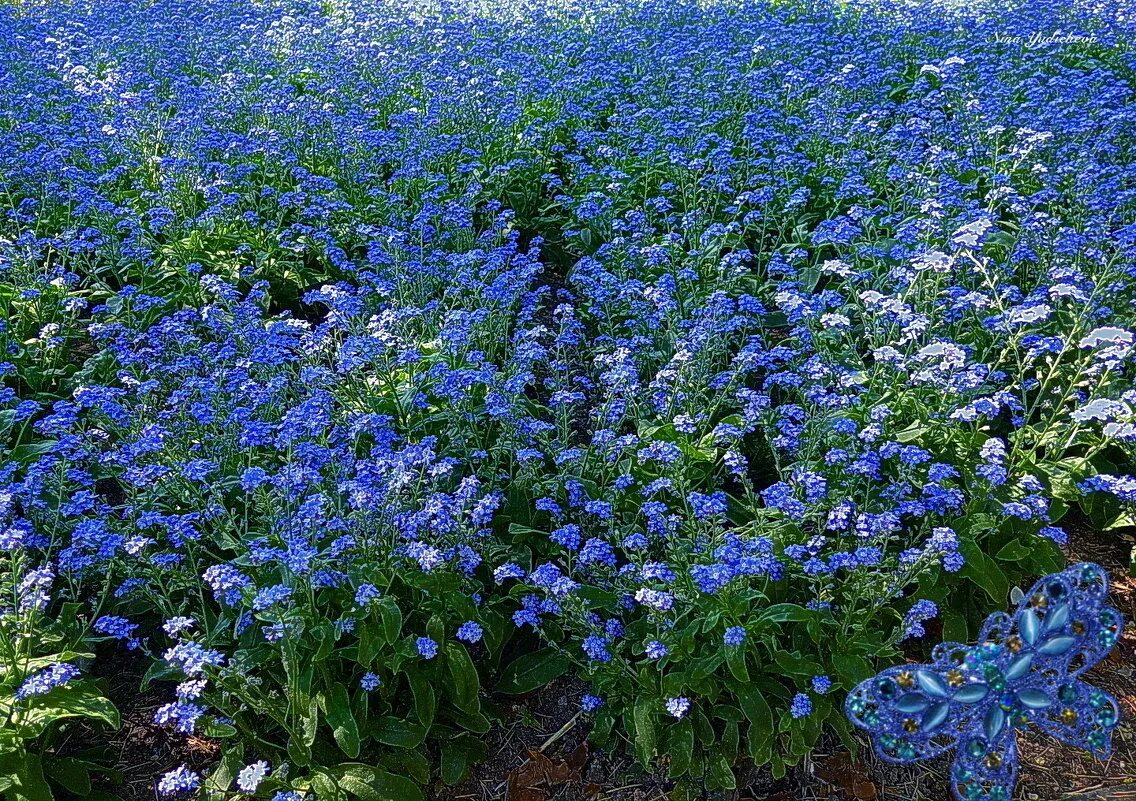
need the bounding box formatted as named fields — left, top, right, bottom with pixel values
left=434, top=675, right=663, bottom=801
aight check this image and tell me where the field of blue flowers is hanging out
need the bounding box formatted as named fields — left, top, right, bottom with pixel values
left=1, top=0, right=1135, bottom=798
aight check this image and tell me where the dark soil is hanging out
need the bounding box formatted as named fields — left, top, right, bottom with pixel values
left=61, top=649, right=220, bottom=800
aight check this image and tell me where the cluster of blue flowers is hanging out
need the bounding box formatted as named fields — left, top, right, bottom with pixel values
left=1, top=0, right=1134, bottom=794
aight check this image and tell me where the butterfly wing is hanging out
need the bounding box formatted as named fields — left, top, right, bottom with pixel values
left=981, top=562, right=1123, bottom=758
left=845, top=642, right=990, bottom=764
left=1004, top=562, right=1123, bottom=679
left=847, top=561, right=1123, bottom=799
left=1030, top=679, right=1121, bottom=757
left=949, top=721, right=1018, bottom=801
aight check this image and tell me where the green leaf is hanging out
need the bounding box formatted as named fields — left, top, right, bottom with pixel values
left=404, top=669, right=435, bottom=729
left=440, top=735, right=488, bottom=786
left=994, top=539, right=1032, bottom=561
left=357, top=620, right=383, bottom=666
left=706, top=750, right=736, bottom=791
left=736, top=684, right=773, bottom=755
left=323, top=685, right=361, bottom=759
left=726, top=647, right=749, bottom=683
left=203, top=743, right=244, bottom=795
left=445, top=643, right=480, bottom=714
left=830, top=653, right=873, bottom=684
left=301, top=696, right=321, bottom=747
left=632, top=699, right=657, bottom=768
left=10, top=441, right=56, bottom=465
left=384, top=750, right=430, bottom=785
left=959, top=541, right=1010, bottom=603
left=200, top=720, right=238, bottom=738
left=496, top=648, right=569, bottom=695
left=758, top=603, right=813, bottom=624
left=448, top=707, right=492, bottom=734
left=312, top=621, right=337, bottom=662
left=893, top=422, right=927, bottom=443
left=0, top=752, right=53, bottom=801
left=310, top=772, right=345, bottom=801
left=667, top=719, right=693, bottom=778
left=771, top=650, right=821, bottom=677
left=372, top=717, right=426, bottom=749
left=377, top=598, right=402, bottom=644
left=331, top=765, right=425, bottom=801
left=23, top=683, right=119, bottom=733
left=942, top=608, right=969, bottom=644
left=44, top=756, right=92, bottom=797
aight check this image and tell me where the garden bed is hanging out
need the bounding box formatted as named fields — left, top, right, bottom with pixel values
left=2, top=0, right=1135, bottom=799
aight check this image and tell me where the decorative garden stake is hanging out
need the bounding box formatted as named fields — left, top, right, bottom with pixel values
left=846, top=563, right=1124, bottom=801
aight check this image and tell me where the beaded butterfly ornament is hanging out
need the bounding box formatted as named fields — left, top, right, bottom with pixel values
left=846, top=563, right=1123, bottom=801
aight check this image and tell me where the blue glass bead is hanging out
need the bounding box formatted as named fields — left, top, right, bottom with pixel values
left=896, top=693, right=930, bottom=713
left=923, top=701, right=950, bottom=732
left=1016, top=689, right=1052, bottom=709
left=1044, top=604, right=1069, bottom=633
left=965, top=737, right=988, bottom=758
left=1019, top=609, right=1040, bottom=645
left=917, top=671, right=950, bottom=698
left=984, top=706, right=1007, bottom=740
left=1004, top=654, right=1032, bottom=682
left=1057, top=683, right=1077, bottom=703
left=1038, top=635, right=1076, bottom=655
left=955, top=683, right=989, bottom=704
left=989, top=785, right=1009, bottom=801
left=877, top=679, right=897, bottom=700
left=984, top=664, right=1007, bottom=692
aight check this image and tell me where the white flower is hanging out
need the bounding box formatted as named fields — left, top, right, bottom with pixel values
left=1103, top=422, right=1136, bottom=440
left=820, top=259, right=853, bottom=277
left=236, top=761, right=270, bottom=793
left=1005, top=304, right=1051, bottom=325
left=911, top=250, right=954, bottom=273
left=1080, top=327, right=1133, bottom=348
left=1048, top=283, right=1088, bottom=302
left=951, top=218, right=993, bottom=248
left=1071, top=399, right=1130, bottom=423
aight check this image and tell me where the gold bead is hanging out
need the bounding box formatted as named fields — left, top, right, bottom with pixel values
left=1071, top=621, right=1085, bottom=635
left=985, top=753, right=1003, bottom=770
left=1060, top=708, right=1078, bottom=725
left=1006, top=635, right=1023, bottom=654
left=903, top=718, right=919, bottom=733
left=897, top=670, right=915, bottom=689
left=1031, top=592, right=1048, bottom=609
left=947, top=669, right=965, bottom=688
